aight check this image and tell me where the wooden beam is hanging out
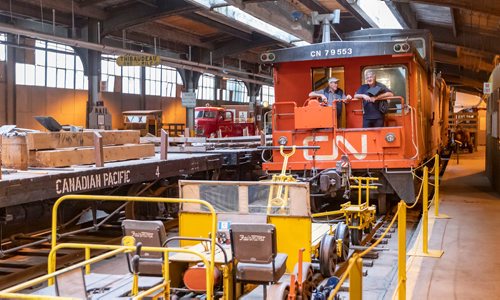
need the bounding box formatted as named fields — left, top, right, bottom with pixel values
left=102, top=0, right=196, bottom=36
left=29, top=144, right=155, bottom=168
left=14, top=0, right=107, bottom=19
left=434, top=50, right=494, bottom=73
left=435, top=61, right=490, bottom=81
left=391, top=0, right=500, bottom=17
left=186, top=12, right=253, bottom=41
left=128, top=23, right=212, bottom=49
left=209, top=35, right=276, bottom=62
left=450, top=8, right=458, bottom=37
left=93, top=132, right=104, bottom=168
left=420, top=23, right=500, bottom=55
left=295, top=0, right=329, bottom=14
left=160, top=129, right=168, bottom=160
left=26, top=130, right=140, bottom=150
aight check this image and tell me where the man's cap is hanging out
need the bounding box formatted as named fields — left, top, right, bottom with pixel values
left=328, top=77, right=340, bottom=83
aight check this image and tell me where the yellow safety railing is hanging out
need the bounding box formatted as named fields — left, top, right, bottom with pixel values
left=48, top=194, right=218, bottom=298
left=0, top=242, right=213, bottom=300
left=327, top=154, right=449, bottom=299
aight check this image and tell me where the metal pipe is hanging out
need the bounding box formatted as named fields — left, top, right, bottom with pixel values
left=0, top=23, right=271, bottom=85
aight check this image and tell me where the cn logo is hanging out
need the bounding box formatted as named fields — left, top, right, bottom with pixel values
left=302, top=135, right=368, bottom=160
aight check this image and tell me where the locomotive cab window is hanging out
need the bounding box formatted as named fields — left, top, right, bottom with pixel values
left=362, top=66, right=408, bottom=115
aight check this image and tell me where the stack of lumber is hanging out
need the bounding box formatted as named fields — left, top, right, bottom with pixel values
left=2, top=130, right=155, bottom=168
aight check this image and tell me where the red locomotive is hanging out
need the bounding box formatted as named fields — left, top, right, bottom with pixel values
left=260, top=29, right=451, bottom=212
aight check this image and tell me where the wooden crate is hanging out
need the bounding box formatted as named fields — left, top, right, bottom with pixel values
left=1, top=135, right=28, bottom=170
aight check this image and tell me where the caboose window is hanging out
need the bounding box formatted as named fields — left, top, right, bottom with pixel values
left=362, top=66, right=408, bottom=114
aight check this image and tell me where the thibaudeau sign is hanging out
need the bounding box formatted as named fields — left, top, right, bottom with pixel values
left=116, top=55, right=161, bottom=67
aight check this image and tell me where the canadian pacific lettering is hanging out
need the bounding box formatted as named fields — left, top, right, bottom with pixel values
left=56, top=170, right=131, bottom=194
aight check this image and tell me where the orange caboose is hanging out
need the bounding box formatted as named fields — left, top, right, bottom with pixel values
left=260, top=29, right=450, bottom=212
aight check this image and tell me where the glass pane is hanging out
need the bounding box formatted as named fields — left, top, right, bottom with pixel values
left=248, top=185, right=271, bottom=214
left=36, top=65, right=45, bottom=86
left=76, top=71, right=83, bottom=89
left=65, top=55, right=74, bottom=69
left=106, top=76, right=114, bottom=92
left=66, top=70, right=74, bottom=89
left=25, top=64, right=35, bottom=86
left=363, top=66, right=407, bottom=101
left=47, top=67, right=56, bottom=87
left=57, top=69, right=65, bottom=88
left=199, top=185, right=239, bottom=212
left=76, top=58, right=84, bottom=71
left=134, top=79, right=140, bottom=94
left=56, top=53, right=65, bottom=68
left=15, top=64, right=25, bottom=85
left=122, top=77, right=129, bottom=93
left=47, top=52, right=57, bottom=67
left=35, top=50, right=46, bottom=66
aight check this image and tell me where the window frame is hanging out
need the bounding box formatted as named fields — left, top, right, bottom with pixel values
left=361, top=64, right=409, bottom=116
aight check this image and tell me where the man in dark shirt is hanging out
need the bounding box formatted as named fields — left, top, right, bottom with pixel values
left=309, top=77, right=352, bottom=127
left=354, top=71, right=394, bottom=128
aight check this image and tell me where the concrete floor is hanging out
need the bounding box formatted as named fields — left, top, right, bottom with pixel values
left=405, top=147, right=500, bottom=300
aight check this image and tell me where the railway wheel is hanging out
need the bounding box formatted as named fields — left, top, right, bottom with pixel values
left=300, top=267, right=315, bottom=299
left=334, top=222, right=350, bottom=263
left=319, top=234, right=337, bottom=277
left=350, top=217, right=363, bottom=246
left=267, top=283, right=289, bottom=300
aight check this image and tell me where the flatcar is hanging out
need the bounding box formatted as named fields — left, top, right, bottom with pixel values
left=260, top=29, right=451, bottom=212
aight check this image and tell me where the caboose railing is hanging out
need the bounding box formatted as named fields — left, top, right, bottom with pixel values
left=273, top=101, right=296, bottom=131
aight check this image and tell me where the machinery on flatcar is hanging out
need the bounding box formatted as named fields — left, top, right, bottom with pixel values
left=260, top=29, right=451, bottom=212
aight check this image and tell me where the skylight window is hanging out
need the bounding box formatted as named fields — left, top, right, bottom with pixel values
left=356, top=0, right=403, bottom=29
left=186, top=0, right=309, bottom=45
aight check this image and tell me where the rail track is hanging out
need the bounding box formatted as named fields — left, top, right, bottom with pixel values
left=0, top=219, right=178, bottom=290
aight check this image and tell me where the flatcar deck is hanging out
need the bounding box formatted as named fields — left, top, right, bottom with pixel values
left=0, top=153, right=222, bottom=208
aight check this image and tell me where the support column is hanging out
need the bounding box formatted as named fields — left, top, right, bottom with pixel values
left=5, top=34, right=16, bottom=125
left=246, top=82, right=262, bottom=132
left=86, top=20, right=101, bottom=128
left=178, top=69, right=201, bottom=134
left=140, top=66, right=146, bottom=110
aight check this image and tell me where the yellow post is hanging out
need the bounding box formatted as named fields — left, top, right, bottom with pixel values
left=434, top=154, right=439, bottom=217
left=398, top=201, right=406, bottom=300
left=132, top=273, right=139, bottom=296
left=85, top=247, right=91, bottom=274
left=349, top=254, right=363, bottom=300
left=422, top=166, right=429, bottom=254
left=433, top=154, right=450, bottom=219
left=358, top=180, right=362, bottom=205
left=365, top=178, right=370, bottom=207
left=408, top=167, right=444, bottom=258
left=163, top=251, right=171, bottom=299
